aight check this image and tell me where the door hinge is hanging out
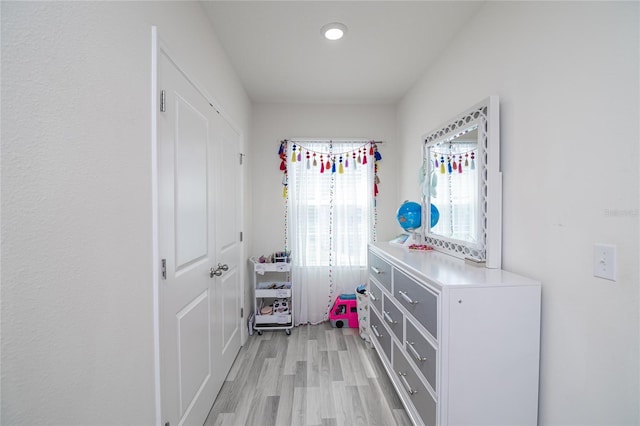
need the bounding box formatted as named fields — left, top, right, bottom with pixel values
left=239, top=231, right=243, bottom=242
left=160, top=90, right=166, bottom=112
left=239, top=153, right=244, bottom=165
left=161, top=259, right=167, bottom=279
left=241, top=307, right=244, bottom=318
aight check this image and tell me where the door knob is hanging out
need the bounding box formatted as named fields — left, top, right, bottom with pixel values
left=209, top=263, right=229, bottom=278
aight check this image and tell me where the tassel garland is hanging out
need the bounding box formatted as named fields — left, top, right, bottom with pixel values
left=432, top=150, right=476, bottom=176
left=278, top=140, right=383, bottom=200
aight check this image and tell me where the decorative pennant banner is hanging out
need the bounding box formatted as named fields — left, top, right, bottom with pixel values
left=278, top=139, right=383, bottom=198
left=431, top=146, right=476, bottom=175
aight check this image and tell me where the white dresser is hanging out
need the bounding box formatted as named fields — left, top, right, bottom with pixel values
left=368, top=243, right=541, bottom=426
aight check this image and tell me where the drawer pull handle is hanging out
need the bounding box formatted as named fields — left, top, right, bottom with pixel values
left=369, top=292, right=377, bottom=302
left=398, top=290, right=418, bottom=305
left=371, top=324, right=382, bottom=338
left=398, top=371, right=417, bottom=395
left=406, top=341, right=428, bottom=362
left=383, top=311, right=397, bottom=325
left=371, top=266, right=383, bottom=275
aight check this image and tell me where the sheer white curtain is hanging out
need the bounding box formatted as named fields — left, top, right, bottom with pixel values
left=287, top=141, right=374, bottom=325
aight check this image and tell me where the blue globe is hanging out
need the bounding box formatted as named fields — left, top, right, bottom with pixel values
left=397, top=201, right=422, bottom=231
left=430, top=204, right=440, bottom=228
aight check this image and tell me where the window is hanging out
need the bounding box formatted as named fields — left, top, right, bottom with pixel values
left=282, top=139, right=380, bottom=324
left=287, top=141, right=375, bottom=268
left=430, top=140, right=478, bottom=243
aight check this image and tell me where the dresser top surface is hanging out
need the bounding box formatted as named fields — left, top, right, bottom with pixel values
left=370, top=242, right=540, bottom=289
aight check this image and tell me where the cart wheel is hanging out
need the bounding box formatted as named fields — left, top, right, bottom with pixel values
left=285, top=329, right=291, bottom=336
left=257, top=330, right=263, bottom=336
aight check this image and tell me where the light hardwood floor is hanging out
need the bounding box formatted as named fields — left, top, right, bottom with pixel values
left=204, top=322, right=411, bottom=426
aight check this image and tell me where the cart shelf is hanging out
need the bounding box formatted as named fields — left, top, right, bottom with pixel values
left=250, top=257, right=294, bottom=336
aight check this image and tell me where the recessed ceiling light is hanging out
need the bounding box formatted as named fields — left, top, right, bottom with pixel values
left=321, top=22, right=347, bottom=41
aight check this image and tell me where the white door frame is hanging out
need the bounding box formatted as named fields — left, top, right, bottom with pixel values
left=150, top=26, right=246, bottom=426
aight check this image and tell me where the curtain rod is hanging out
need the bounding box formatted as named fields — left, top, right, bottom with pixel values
left=285, top=139, right=384, bottom=144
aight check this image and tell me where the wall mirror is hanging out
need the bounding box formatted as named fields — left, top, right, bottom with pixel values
left=421, top=96, right=502, bottom=268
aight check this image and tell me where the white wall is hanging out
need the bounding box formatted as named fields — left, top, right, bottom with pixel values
left=1, top=2, right=250, bottom=424
left=3, top=1, right=638, bottom=424
left=249, top=103, right=399, bottom=259
left=398, top=2, right=639, bottom=424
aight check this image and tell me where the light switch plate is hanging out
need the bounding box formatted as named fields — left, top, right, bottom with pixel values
left=594, top=244, right=617, bottom=281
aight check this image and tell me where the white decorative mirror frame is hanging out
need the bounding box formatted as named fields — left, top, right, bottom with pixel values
left=422, top=96, right=502, bottom=268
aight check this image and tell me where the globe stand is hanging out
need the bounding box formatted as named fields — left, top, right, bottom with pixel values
left=409, top=228, right=422, bottom=243
left=405, top=228, right=423, bottom=246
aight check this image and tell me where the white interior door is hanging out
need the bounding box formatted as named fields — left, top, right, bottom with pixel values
left=214, top=121, right=242, bottom=374
left=157, top=49, right=240, bottom=426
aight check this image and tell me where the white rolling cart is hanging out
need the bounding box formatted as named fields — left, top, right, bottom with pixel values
left=250, top=257, right=293, bottom=335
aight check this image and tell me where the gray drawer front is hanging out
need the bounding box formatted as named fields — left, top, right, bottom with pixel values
left=405, top=320, right=437, bottom=393
left=382, top=294, right=403, bottom=342
left=369, top=280, right=383, bottom=314
left=369, top=251, right=392, bottom=292
left=370, top=309, right=391, bottom=362
left=394, top=269, right=438, bottom=340
left=393, top=343, right=437, bottom=426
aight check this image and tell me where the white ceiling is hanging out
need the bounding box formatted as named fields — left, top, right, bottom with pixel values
left=202, top=1, right=484, bottom=104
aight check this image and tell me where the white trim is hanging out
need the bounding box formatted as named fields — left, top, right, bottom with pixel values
left=150, top=26, right=162, bottom=426
left=485, top=96, right=502, bottom=269
left=238, top=127, right=247, bottom=347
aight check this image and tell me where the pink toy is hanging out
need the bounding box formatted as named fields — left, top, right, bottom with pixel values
left=329, top=294, right=359, bottom=328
